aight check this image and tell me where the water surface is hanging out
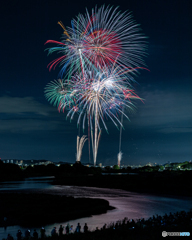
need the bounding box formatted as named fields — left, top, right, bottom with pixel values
left=0, top=177, right=192, bottom=239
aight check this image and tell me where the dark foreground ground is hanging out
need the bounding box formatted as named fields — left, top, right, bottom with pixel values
left=3, top=210, right=192, bottom=240
left=0, top=193, right=114, bottom=227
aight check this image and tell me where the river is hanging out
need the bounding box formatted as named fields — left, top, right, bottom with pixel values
left=0, top=177, right=192, bottom=239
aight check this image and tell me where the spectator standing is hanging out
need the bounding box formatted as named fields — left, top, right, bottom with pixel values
left=40, top=227, right=45, bottom=238
left=102, top=224, right=106, bottom=230
left=83, top=223, right=88, bottom=233
left=65, top=224, right=69, bottom=234
left=16, top=230, right=22, bottom=240
left=59, top=225, right=64, bottom=236
left=51, top=227, right=57, bottom=237
left=4, top=217, right=8, bottom=230
left=33, top=230, right=38, bottom=239
left=75, top=223, right=81, bottom=233
left=25, top=230, right=30, bottom=240
left=7, top=234, right=13, bottom=240
left=69, top=225, right=73, bottom=234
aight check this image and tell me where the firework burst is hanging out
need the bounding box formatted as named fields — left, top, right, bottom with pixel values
left=45, top=5, right=147, bottom=78
left=76, top=135, right=87, bottom=162
left=45, top=5, right=147, bottom=166
left=117, top=151, right=123, bottom=168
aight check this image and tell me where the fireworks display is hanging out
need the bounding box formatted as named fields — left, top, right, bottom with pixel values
left=117, top=151, right=123, bottom=168
left=45, top=5, right=147, bottom=166
left=76, top=135, right=87, bottom=162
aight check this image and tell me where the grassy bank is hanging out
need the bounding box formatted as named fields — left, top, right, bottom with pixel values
left=0, top=193, right=114, bottom=227
left=53, top=171, right=192, bottom=197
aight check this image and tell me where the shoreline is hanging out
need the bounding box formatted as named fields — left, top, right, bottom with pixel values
left=52, top=173, right=192, bottom=197
left=0, top=192, right=115, bottom=228
left=0, top=184, right=192, bottom=239
left=2, top=209, right=191, bottom=240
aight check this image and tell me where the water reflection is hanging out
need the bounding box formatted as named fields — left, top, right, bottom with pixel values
left=0, top=177, right=55, bottom=190
left=0, top=178, right=192, bottom=239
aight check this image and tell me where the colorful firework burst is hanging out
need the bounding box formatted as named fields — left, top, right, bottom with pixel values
left=45, top=5, right=147, bottom=78
left=45, top=5, right=147, bottom=166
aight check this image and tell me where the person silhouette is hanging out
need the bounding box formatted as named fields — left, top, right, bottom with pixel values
left=51, top=227, right=56, bottom=236
left=84, top=223, right=88, bottom=233
left=59, top=225, right=64, bottom=236
left=16, top=230, right=22, bottom=240
left=65, top=224, right=69, bottom=234
left=40, top=227, right=45, bottom=238
left=75, top=223, right=81, bottom=233
left=33, top=229, right=38, bottom=239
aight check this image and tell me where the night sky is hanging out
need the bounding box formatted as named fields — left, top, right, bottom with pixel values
left=0, top=0, right=191, bottom=165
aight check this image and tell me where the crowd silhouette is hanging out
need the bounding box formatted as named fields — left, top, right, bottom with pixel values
left=3, top=210, right=192, bottom=240
left=5, top=222, right=89, bottom=240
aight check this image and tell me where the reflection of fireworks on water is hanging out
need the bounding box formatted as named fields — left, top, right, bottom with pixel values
left=76, top=135, right=87, bottom=162
left=45, top=5, right=147, bottom=166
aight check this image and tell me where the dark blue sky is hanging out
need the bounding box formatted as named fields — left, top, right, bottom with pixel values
left=0, top=0, right=192, bottom=165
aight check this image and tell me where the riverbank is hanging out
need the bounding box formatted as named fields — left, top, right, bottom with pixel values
left=1, top=162, right=192, bottom=197
left=53, top=171, right=192, bottom=197
left=3, top=209, right=191, bottom=240
left=0, top=193, right=114, bottom=227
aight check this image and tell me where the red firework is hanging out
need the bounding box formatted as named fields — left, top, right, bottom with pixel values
left=84, top=29, right=122, bottom=68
